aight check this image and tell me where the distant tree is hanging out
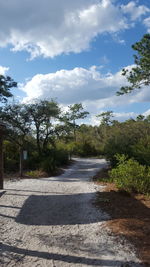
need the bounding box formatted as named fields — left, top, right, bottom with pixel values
left=62, top=103, right=89, bottom=141
left=96, top=111, right=114, bottom=126
left=117, top=34, right=150, bottom=95
left=0, top=75, right=17, bottom=102
left=144, top=114, right=150, bottom=123
left=136, top=114, right=145, bottom=121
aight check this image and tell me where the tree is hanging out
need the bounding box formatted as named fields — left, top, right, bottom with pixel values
left=0, top=103, right=31, bottom=176
left=96, top=111, right=114, bottom=126
left=0, top=75, right=17, bottom=102
left=136, top=114, right=145, bottom=121
left=61, top=103, right=89, bottom=141
left=26, top=100, right=60, bottom=155
left=117, top=34, right=150, bottom=95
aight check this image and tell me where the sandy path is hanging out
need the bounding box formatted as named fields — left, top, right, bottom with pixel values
left=0, top=158, right=142, bottom=267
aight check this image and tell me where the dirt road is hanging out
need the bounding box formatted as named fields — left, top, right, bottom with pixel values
left=0, top=158, right=142, bottom=266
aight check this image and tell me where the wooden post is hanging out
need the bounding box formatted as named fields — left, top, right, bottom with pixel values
left=19, top=148, right=23, bottom=178
left=0, top=124, right=5, bottom=189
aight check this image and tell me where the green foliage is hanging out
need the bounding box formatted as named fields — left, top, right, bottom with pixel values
left=96, top=111, right=114, bottom=126
left=136, top=114, right=145, bottom=121
left=0, top=75, right=17, bottom=102
left=69, top=103, right=89, bottom=119
left=26, top=99, right=60, bottom=155
left=26, top=170, right=47, bottom=178
left=3, top=140, right=19, bottom=172
left=41, top=147, right=69, bottom=174
left=117, top=34, right=150, bottom=95
left=131, top=136, right=150, bottom=166
left=109, top=155, right=150, bottom=194
left=41, top=156, right=57, bottom=174
left=2, top=96, right=150, bottom=195
left=73, top=141, right=97, bottom=157
left=1, top=103, right=31, bottom=140
left=104, top=119, right=150, bottom=166
left=61, top=103, right=89, bottom=141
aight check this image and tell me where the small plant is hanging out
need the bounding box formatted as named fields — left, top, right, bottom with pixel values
left=26, top=170, right=47, bottom=178
left=109, top=154, right=150, bottom=194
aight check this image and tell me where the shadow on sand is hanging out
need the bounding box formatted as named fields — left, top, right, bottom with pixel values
left=15, top=192, right=108, bottom=225
left=0, top=243, right=141, bottom=266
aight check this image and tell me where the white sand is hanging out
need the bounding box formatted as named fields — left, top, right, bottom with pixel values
left=0, top=158, right=142, bottom=266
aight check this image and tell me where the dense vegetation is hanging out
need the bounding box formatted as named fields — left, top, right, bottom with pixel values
left=1, top=102, right=150, bottom=194
left=0, top=101, right=90, bottom=176
left=0, top=34, right=150, bottom=194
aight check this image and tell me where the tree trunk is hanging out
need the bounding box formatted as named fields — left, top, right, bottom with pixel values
left=36, top=129, right=41, bottom=156
left=73, top=120, right=76, bottom=142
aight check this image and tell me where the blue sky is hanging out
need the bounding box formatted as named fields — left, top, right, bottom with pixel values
left=0, top=0, right=150, bottom=124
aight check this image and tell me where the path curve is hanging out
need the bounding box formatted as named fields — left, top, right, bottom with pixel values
left=0, top=158, right=141, bottom=266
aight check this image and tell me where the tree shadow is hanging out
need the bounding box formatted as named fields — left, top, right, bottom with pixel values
left=37, top=178, right=80, bottom=183
left=0, top=191, right=6, bottom=198
left=94, top=190, right=150, bottom=223
left=94, top=190, right=150, bottom=266
left=15, top=193, right=109, bottom=225
left=0, top=243, right=142, bottom=266
left=6, top=189, right=51, bottom=194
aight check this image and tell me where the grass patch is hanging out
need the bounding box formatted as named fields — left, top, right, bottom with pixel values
left=25, top=170, right=48, bottom=178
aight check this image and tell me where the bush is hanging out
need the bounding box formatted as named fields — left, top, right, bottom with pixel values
left=41, top=156, right=57, bottom=174
left=72, top=141, right=98, bottom=157
left=40, top=146, right=69, bottom=174
left=104, top=134, right=134, bottom=167
left=131, top=136, right=150, bottom=166
left=3, top=140, right=19, bottom=172
left=109, top=154, right=150, bottom=194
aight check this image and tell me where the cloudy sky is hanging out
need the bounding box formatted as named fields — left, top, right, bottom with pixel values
left=0, top=0, right=150, bottom=124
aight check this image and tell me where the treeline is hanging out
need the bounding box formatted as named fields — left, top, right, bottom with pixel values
left=0, top=100, right=89, bottom=176
left=1, top=101, right=150, bottom=195
left=0, top=75, right=150, bottom=194
left=74, top=111, right=150, bottom=194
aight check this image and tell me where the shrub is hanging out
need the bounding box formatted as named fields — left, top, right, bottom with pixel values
left=3, top=140, right=19, bottom=172
left=72, top=141, right=98, bottom=157
left=40, top=146, right=69, bottom=174
left=41, top=156, right=57, bottom=174
left=109, top=154, right=150, bottom=194
left=131, top=136, right=150, bottom=166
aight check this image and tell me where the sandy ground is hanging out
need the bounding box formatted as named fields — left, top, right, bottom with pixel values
left=0, top=158, right=142, bottom=267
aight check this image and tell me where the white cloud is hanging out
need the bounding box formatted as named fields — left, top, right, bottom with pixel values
left=143, top=17, right=150, bottom=32
left=131, top=85, right=150, bottom=103
left=0, top=0, right=148, bottom=59
left=83, top=83, right=150, bottom=115
left=121, top=1, right=150, bottom=21
left=114, top=111, right=137, bottom=120
left=143, top=109, right=150, bottom=117
left=21, top=64, right=150, bottom=124
left=88, top=111, right=138, bottom=125
left=22, top=64, right=149, bottom=110
left=0, top=66, right=9, bottom=75
left=21, top=63, right=146, bottom=108
left=22, top=65, right=128, bottom=104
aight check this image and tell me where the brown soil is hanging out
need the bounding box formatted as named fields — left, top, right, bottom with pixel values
left=94, top=169, right=150, bottom=267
